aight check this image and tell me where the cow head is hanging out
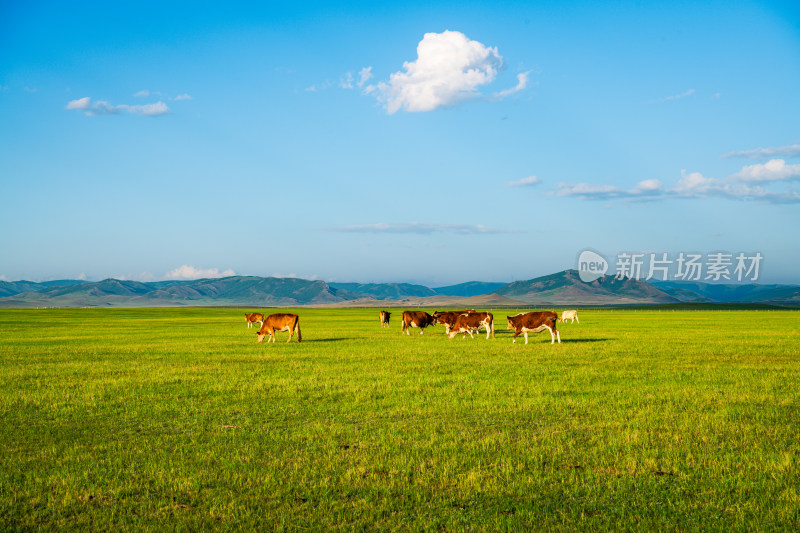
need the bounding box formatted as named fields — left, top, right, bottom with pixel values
left=257, top=332, right=267, bottom=343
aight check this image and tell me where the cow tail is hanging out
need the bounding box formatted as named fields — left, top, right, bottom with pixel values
left=294, top=317, right=302, bottom=342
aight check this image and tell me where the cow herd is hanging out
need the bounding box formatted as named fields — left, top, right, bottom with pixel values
left=245, top=309, right=580, bottom=344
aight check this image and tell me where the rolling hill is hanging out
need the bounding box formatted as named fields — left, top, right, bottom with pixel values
left=0, top=271, right=797, bottom=308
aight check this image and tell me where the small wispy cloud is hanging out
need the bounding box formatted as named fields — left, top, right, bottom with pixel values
left=133, top=90, right=150, bottom=98
left=164, top=265, right=236, bottom=280
left=331, top=222, right=516, bottom=235
left=66, top=97, right=170, bottom=116
left=651, top=89, right=695, bottom=103
left=722, top=144, right=800, bottom=160
left=505, top=175, right=541, bottom=187
left=555, top=179, right=663, bottom=200
left=357, top=67, right=373, bottom=88
left=493, top=71, right=531, bottom=100
left=555, top=159, right=800, bottom=204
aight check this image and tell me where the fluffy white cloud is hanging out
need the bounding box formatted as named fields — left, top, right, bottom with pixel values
left=505, top=175, right=541, bottom=187
left=730, top=159, right=800, bottom=182
left=66, top=97, right=170, bottom=116
left=722, top=144, right=800, bottom=160
left=367, top=30, right=504, bottom=114
left=165, top=265, right=236, bottom=280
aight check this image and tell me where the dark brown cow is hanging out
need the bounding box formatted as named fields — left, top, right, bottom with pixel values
left=506, top=311, right=561, bottom=344
left=379, top=310, right=391, bottom=328
left=401, top=310, right=436, bottom=336
left=448, top=312, right=495, bottom=339
left=245, top=312, right=264, bottom=329
left=432, top=310, right=476, bottom=334
left=256, top=313, right=302, bottom=343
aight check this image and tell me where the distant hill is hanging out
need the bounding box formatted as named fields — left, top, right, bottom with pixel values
left=0, top=279, right=88, bottom=297
left=328, top=282, right=436, bottom=300
left=1, top=277, right=351, bottom=308
left=0, top=271, right=797, bottom=308
left=652, top=280, right=800, bottom=305
left=433, top=281, right=507, bottom=297
left=494, top=270, right=683, bottom=305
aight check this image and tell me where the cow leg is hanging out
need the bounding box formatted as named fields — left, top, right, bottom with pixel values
left=512, top=330, right=518, bottom=343
left=466, top=329, right=474, bottom=339
left=575, top=316, right=579, bottom=324
left=524, top=331, right=529, bottom=344
left=547, top=327, right=555, bottom=344
left=556, top=329, right=561, bottom=343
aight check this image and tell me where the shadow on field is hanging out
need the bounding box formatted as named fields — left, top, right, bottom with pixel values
left=562, top=338, right=611, bottom=343
left=303, top=338, right=352, bottom=343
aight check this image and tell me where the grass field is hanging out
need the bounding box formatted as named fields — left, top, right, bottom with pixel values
left=1, top=308, right=798, bottom=531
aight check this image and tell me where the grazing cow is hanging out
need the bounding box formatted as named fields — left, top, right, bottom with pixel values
left=560, top=310, right=579, bottom=324
left=432, top=310, right=476, bottom=334
left=256, top=313, right=302, bottom=343
left=506, top=311, right=561, bottom=344
left=448, top=312, right=495, bottom=340
left=401, top=310, right=436, bottom=336
left=245, top=312, right=264, bottom=329
left=379, top=310, right=391, bottom=328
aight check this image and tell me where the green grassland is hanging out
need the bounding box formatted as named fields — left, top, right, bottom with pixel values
left=1, top=308, right=798, bottom=530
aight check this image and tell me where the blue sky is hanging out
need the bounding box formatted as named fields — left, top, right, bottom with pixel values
left=1, top=0, right=799, bottom=286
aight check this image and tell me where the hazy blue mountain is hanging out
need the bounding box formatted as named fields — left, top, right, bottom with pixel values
left=328, top=282, right=436, bottom=300
left=433, top=281, right=507, bottom=297
left=652, top=280, right=800, bottom=304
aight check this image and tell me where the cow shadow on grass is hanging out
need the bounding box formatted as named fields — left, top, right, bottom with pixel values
left=560, top=338, right=611, bottom=343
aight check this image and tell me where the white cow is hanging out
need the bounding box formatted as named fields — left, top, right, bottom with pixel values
left=560, top=310, right=579, bottom=324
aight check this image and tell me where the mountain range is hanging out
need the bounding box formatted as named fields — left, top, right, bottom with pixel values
left=1, top=270, right=798, bottom=308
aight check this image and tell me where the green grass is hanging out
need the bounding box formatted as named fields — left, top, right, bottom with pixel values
left=1, top=308, right=798, bottom=530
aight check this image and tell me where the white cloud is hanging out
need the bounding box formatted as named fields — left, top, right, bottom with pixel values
left=652, top=89, right=695, bottom=102
left=555, top=179, right=664, bottom=200
left=505, top=175, right=541, bottom=187
left=493, top=71, right=530, bottom=99
left=174, top=93, right=192, bottom=101
left=339, top=72, right=354, bottom=89
left=357, top=67, right=373, bottom=88
left=367, top=30, right=504, bottom=114
left=723, top=144, right=800, bottom=160
left=332, top=222, right=515, bottom=234
left=730, top=159, right=800, bottom=183
left=164, top=265, right=236, bottom=280
left=66, top=97, right=170, bottom=116
left=555, top=162, right=800, bottom=204
left=133, top=90, right=150, bottom=98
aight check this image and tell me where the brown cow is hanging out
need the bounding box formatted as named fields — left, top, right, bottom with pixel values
left=256, top=313, right=302, bottom=343
left=448, top=312, right=495, bottom=339
left=245, top=312, right=264, bottom=329
left=401, top=310, right=436, bottom=336
left=506, top=311, right=561, bottom=344
left=432, top=310, right=476, bottom=334
left=379, top=310, right=391, bottom=328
